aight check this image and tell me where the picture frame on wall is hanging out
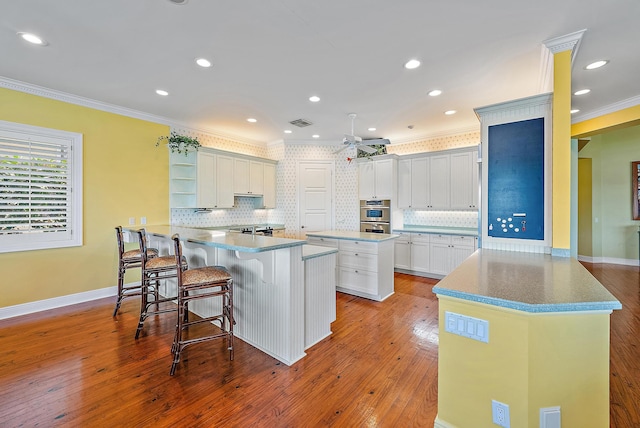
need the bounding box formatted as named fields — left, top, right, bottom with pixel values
left=633, top=161, right=640, bottom=220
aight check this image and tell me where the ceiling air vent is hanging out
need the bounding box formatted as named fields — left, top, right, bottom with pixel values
left=289, top=118, right=313, bottom=128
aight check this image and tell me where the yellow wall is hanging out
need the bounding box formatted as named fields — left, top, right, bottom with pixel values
left=577, top=158, right=593, bottom=256
left=0, top=88, right=169, bottom=308
left=437, top=297, right=611, bottom=427
left=552, top=50, right=572, bottom=251
left=572, top=104, right=640, bottom=138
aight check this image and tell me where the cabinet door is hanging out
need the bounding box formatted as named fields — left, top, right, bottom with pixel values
left=374, top=159, right=394, bottom=199
left=397, top=159, right=412, bottom=208
left=429, top=154, right=450, bottom=209
left=429, top=243, right=451, bottom=275
left=358, top=162, right=376, bottom=199
left=410, top=241, right=431, bottom=273
left=262, top=163, right=276, bottom=208
left=215, top=155, right=235, bottom=208
left=249, top=161, right=264, bottom=195
left=233, top=158, right=250, bottom=194
left=196, top=151, right=216, bottom=208
left=471, top=149, right=479, bottom=209
left=450, top=151, right=473, bottom=209
left=450, top=245, right=474, bottom=271
left=394, top=233, right=411, bottom=269
left=411, top=157, right=430, bottom=208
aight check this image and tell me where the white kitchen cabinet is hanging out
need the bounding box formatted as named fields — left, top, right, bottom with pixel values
left=307, top=234, right=395, bottom=301
left=397, top=159, right=412, bottom=209
left=196, top=152, right=235, bottom=209
left=429, top=154, right=450, bottom=209
left=430, top=234, right=476, bottom=276
left=234, top=158, right=265, bottom=195
left=358, top=157, right=397, bottom=200
left=262, top=162, right=276, bottom=208
left=393, top=232, right=430, bottom=273
left=450, top=150, right=479, bottom=209
left=411, top=157, right=430, bottom=208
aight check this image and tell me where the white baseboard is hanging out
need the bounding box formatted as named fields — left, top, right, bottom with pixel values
left=0, top=286, right=117, bottom=321
left=578, top=255, right=639, bottom=266
left=433, top=415, right=457, bottom=428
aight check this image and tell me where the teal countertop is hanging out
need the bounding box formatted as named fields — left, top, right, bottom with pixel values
left=131, top=225, right=305, bottom=253
left=302, top=244, right=338, bottom=261
left=433, top=249, right=622, bottom=313
left=306, top=230, right=399, bottom=242
left=394, top=225, right=478, bottom=236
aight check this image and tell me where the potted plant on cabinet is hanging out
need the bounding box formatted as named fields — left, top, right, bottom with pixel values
left=156, top=132, right=201, bottom=156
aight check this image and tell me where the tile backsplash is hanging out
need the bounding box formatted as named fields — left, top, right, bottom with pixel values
left=403, top=210, right=478, bottom=229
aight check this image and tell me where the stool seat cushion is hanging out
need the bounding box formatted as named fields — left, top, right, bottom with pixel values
left=146, top=255, right=187, bottom=270
left=122, top=248, right=158, bottom=263
left=183, top=266, right=232, bottom=287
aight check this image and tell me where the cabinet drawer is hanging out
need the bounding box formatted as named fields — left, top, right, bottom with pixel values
left=339, top=240, right=378, bottom=254
left=307, top=237, right=339, bottom=248
left=338, top=267, right=377, bottom=295
left=410, top=232, right=431, bottom=243
left=429, top=234, right=452, bottom=244
left=339, top=251, right=378, bottom=272
left=451, top=235, right=475, bottom=247
left=394, top=232, right=410, bottom=244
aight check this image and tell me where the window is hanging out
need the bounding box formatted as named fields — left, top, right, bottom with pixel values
left=0, top=120, right=82, bottom=253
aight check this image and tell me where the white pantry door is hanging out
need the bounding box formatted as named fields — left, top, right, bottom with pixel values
left=298, top=161, right=334, bottom=239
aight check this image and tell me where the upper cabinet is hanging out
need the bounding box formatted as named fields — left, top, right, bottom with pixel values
left=397, top=147, right=478, bottom=210
left=169, top=148, right=276, bottom=209
left=234, top=159, right=265, bottom=196
left=358, top=157, right=397, bottom=200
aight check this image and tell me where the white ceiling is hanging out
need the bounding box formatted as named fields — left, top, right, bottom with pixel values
left=1, top=0, right=639, bottom=146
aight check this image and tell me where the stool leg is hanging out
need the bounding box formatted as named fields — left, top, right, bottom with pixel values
left=112, top=263, right=126, bottom=317
left=135, top=272, right=149, bottom=339
left=170, top=291, right=185, bottom=376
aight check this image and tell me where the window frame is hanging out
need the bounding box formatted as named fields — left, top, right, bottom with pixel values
left=0, top=119, right=83, bottom=253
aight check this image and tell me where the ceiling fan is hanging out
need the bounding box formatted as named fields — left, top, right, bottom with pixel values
left=334, top=113, right=390, bottom=154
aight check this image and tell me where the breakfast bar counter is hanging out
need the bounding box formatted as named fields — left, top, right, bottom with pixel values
left=125, top=226, right=332, bottom=366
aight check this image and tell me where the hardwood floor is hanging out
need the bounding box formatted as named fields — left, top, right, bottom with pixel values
left=0, top=265, right=638, bottom=427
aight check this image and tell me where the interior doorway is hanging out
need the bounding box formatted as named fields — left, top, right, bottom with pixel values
left=297, top=161, right=335, bottom=239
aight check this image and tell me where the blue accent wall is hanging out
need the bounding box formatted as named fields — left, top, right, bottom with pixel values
left=487, top=118, right=545, bottom=240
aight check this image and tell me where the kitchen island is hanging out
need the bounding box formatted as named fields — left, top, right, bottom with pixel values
left=125, top=226, right=335, bottom=366
left=432, top=249, right=621, bottom=427
left=305, top=231, right=399, bottom=301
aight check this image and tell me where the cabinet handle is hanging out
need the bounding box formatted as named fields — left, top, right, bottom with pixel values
left=355, top=253, right=359, bottom=256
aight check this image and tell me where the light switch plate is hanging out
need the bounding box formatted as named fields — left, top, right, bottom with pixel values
left=444, top=311, right=489, bottom=343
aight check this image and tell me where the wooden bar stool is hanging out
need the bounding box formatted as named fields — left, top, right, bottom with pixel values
left=113, top=226, right=159, bottom=317
left=170, top=234, right=234, bottom=375
left=135, top=229, right=187, bottom=339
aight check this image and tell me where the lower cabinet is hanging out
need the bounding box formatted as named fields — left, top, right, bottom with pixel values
left=395, top=232, right=476, bottom=277
left=307, top=236, right=395, bottom=301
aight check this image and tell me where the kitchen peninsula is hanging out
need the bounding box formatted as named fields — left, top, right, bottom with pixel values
left=432, top=249, right=621, bottom=427
left=125, top=225, right=336, bottom=366
left=305, top=231, right=398, bottom=301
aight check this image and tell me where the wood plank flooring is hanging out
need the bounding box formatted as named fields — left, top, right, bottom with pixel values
left=0, top=265, right=638, bottom=427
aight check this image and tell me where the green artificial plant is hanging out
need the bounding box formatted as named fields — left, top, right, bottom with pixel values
left=156, top=132, right=201, bottom=156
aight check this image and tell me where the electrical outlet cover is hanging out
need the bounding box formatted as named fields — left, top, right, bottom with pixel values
left=492, top=399, right=510, bottom=428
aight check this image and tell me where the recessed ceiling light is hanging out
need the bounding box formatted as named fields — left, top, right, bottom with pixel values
left=167, top=0, right=188, bottom=4
left=155, top=89, right=169, bottom=96
left=368, top=127, right=377, bottom=132
left=428, top=89, right=442, bottom=97
left=574, top=89, right=591, bottom=96
left=284, top=130, right=292, bottom=134
left=570, top=109, right=580, bottom=114
left=247, top=118, right=257, bottom=123
left=312, top=134, right=320, bottom=139
left=585, top=60, right=608, bottom=70
left=444, top=110, right=456, bottom=115
left=309, top=96, right=320, bottom=102
left=17, top=32, right=48, bottom=46
left=195, top=58, right=211, bottom=68
left=404, top=59, right=421, bottom=69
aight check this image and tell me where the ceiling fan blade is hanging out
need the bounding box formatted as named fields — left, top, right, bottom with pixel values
left=344, top=134, right=362, bottom=144
left=362, top=138, right=390, bottom=145
left=358, top=145, right=378, bottom=154
left=333, top=144, right=352, bottom=154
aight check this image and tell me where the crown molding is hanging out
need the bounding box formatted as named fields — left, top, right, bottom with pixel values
left=571, top=94, right=640, bottom=124
left=0, top=76, right=267, bottom=147
left=543, top=29, right=587, bottom=67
